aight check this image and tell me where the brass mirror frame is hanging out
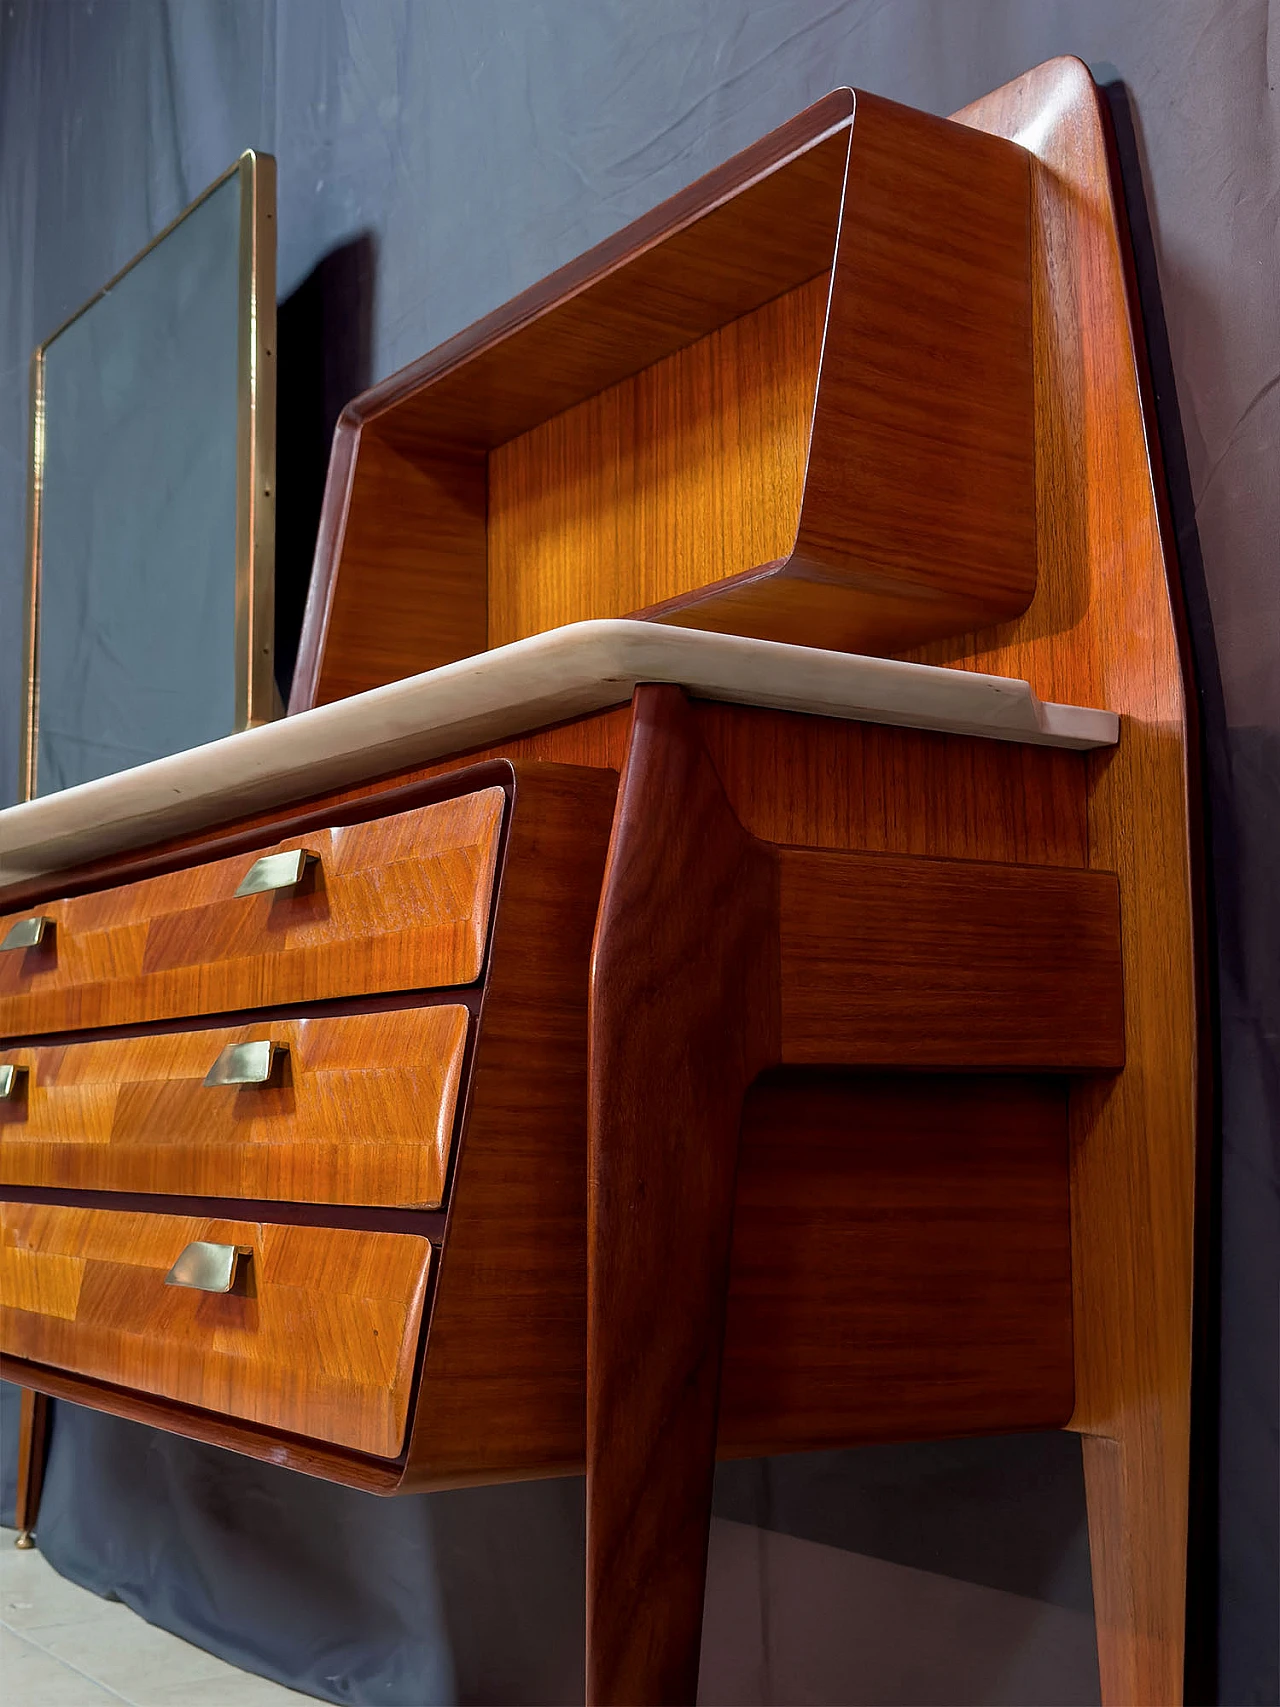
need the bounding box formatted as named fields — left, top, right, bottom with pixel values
left=19, top=150, right=277, bottom=801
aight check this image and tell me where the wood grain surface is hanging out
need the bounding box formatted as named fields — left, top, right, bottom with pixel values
left=780, top=845, right=1123, bottom=1069
left=0, top=1006, right=468, bottom=1206
left=401, top=761, right=621, bottom=1489
left=650, top=91, right=1036, bottom=651
left=720, top=1071, right=1073, bottom=1456
left=0, top=65, right=1199, bottom=1707
left=291, top=112, right=851, bottom=709
left=937, top=60, right=1202, bottom=1706
left=13, top=1386, right=50, bottom=1538
left=586, top=685, right=777, bottom=1706
left=0, top=787, right=504, bottom=1035
left=0, top=1203, right=432, bottom=1456
left=311, top=437, right=488, bottom=707
left=0, top=703, right=1090, bottom=917
left=487, top=279, right=824, bottom=645
left=294, top=86, right=1035, bottom=707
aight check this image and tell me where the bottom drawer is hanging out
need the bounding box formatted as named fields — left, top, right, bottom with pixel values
left=0, top=1203, right=431, bottom=1457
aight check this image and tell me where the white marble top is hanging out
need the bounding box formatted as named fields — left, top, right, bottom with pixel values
left=0, top=621, right=1117, bottom=886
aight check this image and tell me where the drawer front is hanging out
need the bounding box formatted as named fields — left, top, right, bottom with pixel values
left=0, top=1006, right=468, bottom=1207
left=0, top=787, right=504, bottom=1035
left=0, top=1203, right=431, bottom=1456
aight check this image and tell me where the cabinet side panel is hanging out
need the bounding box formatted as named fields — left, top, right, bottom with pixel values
left=312, top=433, right=487, bottom=706
left=402, top=763, right=618, bottom=1487
left=720, top=1071, right=1074, bottom=1455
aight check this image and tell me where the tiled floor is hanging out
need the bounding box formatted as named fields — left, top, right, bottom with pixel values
left=0, top=1530, right=308, bottom=1706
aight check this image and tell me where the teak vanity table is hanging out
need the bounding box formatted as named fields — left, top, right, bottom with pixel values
left=1, top=58, right=1203, bottom=1707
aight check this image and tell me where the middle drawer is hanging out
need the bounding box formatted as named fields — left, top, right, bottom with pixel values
left=0, top=1006, right=468, bottom=1207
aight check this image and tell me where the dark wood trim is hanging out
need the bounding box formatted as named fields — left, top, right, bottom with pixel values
left=0, top=1188, right=448, bottom=1240
left=14, top=1388, right=51, bottom=1541
left=1, top=1355, right=408, bottom=1491
left=586, top=686, right=778, bottom=1704
left=0, top=985, right=484, bottom=1052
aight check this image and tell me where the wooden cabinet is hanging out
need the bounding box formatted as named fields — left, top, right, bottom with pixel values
left=1, top=759, right=621, bottom=1481
left=0, top=57, right=1202, bottom=1707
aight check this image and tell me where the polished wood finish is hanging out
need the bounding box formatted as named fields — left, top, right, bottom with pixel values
left=587, top=686, right=777, bottom=1705
left=721, top=1071, right=1073, bottom=1457
left=648, top=100, right=1034, bottom=654
left=0, top=60, right=1200, bottom=1707
left=0, top=701, right=1090, bottom=915
left=14, top=1386, right=50, bottom=1544
left=487, top=279, right=824, bottom=645
left=0, top=787, right=504, bottom=1035
left=293, top=90, right=1034, bottom=709
left=313, top=434, right=487, bottom=706
left=0, top=1203, right=432, bottom=1456
left=927, top=60, right=1202, bottom=1705
left=402, top=761, right=619, bottom=1488
left=0, top=1006, right=468, bottom=1206
left=0, top=760, right=622, bottom=1490
left=0, top=717, right=1100, bottom=1503
left=583, top=686, right=1116, bottom=1703
left=779, top=845, right=1123, bottom=1068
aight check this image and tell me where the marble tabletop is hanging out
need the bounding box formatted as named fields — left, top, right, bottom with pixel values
left=0, top=621, right=1118, bottom=886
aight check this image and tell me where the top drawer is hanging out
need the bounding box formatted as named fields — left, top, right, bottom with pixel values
left=0, top=787, right=505, bottom=1035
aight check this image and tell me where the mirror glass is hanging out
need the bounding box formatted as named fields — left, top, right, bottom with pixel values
left=27, top=157, right=274, bottom=797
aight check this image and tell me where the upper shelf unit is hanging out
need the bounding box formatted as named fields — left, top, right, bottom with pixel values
left=292, top=89, right=1035, bottom=712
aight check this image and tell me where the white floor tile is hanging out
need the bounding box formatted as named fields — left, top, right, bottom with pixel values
left=34, top=1618, right=255, bottom=1706
left=0, top=1541, right=122, bottom=1636
left=0, top=1529, right=313, bottom=1705
left=0, top=1625, right=127, bottom=1705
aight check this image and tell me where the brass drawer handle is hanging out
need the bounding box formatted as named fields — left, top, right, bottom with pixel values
left=202, top=1040, right=285, bottom=1087
left=0, top=1063, right=28, bottom=1099
left=1, top=917, right=52, bottom=951
left=165, top=1241, right=252, bottom=1294
left=234, top=849, right=319, bottom=897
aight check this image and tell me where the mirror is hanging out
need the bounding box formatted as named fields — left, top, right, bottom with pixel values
left=20, top=152, right=276, bottom=798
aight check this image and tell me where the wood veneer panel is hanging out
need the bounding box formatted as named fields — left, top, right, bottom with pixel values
left=719, top=1072, right=1073, bottom=1456
left=932, top=61, right=1202, bottom=1705
left=0, top=761, right=621, bottom=1492
left=487, top=280, right=825, bottom=644
left=779, top=846, right=1123, bottom=1069
left=0, top=787, right=504, bottom=1035
left=0, top=1204, right=431, bottom=1457
left=651, top=93, right=1035, bottom=651
left=0, top=703, right=1087, bottom=918
left=294, top=89, right=1035, bottom=708
left=402, top=761, right=620, bottom=1489
left=0, top=1006, right=468, bottom=1207
left=311, top=437, right=487, bottom=708
left=345, top=124, right=850, bottom=457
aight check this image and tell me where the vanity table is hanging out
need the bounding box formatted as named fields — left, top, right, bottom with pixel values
left=1, top=56, right=1202, bottom=1707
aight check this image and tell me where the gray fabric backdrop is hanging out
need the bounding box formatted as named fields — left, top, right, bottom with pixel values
left=1, top=4, right=1276, bottom=1703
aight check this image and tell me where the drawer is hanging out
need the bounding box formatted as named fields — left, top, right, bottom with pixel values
left=0, top=786, right=505, bottom=1035
left=0, top=1005, right=468, bottom=1207
left=0, top=1203, right=431, bottom=1456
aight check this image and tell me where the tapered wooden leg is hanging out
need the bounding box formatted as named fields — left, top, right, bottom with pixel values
left=1082, top=1431, right=1188, bottom=1704
left=586, top=686, right=778, bottom=1706
left=14, top=1389, right=51, bottom=1549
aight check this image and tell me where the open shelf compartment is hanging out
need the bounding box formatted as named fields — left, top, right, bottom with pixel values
left=293, top=89, right=1035, bottom=711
